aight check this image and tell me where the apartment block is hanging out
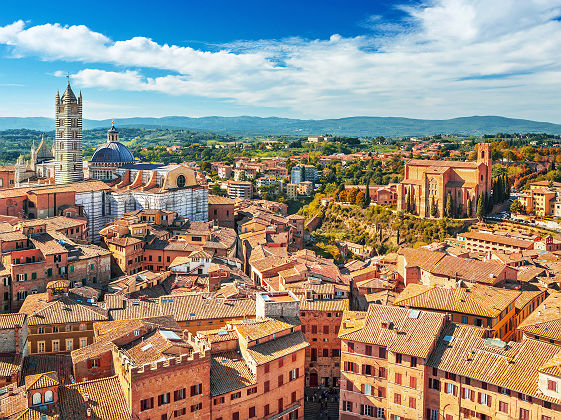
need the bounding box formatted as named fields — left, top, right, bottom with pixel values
left=338, top=304, right=447, bottom=420
left=227, top=181, right=253, bottom=199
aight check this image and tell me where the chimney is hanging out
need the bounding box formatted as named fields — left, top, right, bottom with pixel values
left=14, top=324, right=20, bottom=353
left=86, top=407, right=92, bottom=418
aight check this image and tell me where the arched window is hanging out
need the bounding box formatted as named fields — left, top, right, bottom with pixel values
left=44, top=390, right=54, bottom=403
left=176, top=174, right=186, bottom=188
left=32, top=392, right=42, bottom=405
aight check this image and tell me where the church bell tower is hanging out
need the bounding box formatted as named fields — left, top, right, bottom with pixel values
left=54, top=82, right=83, bottom=184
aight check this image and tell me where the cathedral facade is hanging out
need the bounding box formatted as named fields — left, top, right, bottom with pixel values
left=397, top=143, right=492, bottom=218
left=12, top=84, right=208, bottom=242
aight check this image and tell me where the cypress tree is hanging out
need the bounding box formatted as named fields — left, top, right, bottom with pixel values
left=430, top=196, right=437, bottom=217
left=365, top=179, right=371, bottom=206
left=406, top=190, right=411, bottom=213
left=484, top=192, right=491, bottom=213
left=445, top=192, right=452, bottom=218
left=477, top=193, right=485, bottom=220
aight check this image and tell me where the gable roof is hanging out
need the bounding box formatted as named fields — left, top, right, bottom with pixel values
left=518, top=292, right=561, bottom=340
left=427, top=323, right=561, bottom=403
left=20, top=294, right=108, bottom=325
left=338, top=304, right=446, bottom=359
left=394, top=283, right=520, bottom=318
left=25, top=371, right=59, bottom=391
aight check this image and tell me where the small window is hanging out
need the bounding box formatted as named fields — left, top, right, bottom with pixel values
left=32, top=392, right=42, bottom=406
left=44, top=390, right=54, bottom=403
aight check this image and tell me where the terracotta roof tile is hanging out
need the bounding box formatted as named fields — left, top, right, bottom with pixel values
left=211, top=351, right=256, bottom=396
left=427, top=323, right=561, bottom=403
left=339, top=304, right=446, bottom=359
left=394, top=283, right=520, bottom=318
left=246, top=330, right=309, bottom=365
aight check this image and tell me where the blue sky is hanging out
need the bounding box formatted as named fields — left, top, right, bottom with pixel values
left=2, top=0, right=561, bottom=122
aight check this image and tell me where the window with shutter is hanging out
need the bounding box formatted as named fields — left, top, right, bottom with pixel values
left=410, top=376, right=416, bottom=389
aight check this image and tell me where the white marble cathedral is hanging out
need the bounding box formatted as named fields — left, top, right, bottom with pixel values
left=14, top=83, right=208, bottom=242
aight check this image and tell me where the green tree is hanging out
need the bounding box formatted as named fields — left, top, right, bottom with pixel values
left=476, top=193, right=485, bottom=220
left=430, top=196, right=437, bottom=218
left=406, top=190, right=411, bottom=213
left=445, top=192, right=453, bottom=218
left=211, top=184, right=227, bottom=196
left=338, top=189, right=348, bottom=202
left=347, top=188, right=358, bottom=203
left=364, top=179, right=371, bottom=206
left=356, top=191, right=366, bottom=207
left=510, top=199, right=523, bottom=215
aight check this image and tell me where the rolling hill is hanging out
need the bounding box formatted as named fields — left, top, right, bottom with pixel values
left=1, top=115, right=560, bottom=137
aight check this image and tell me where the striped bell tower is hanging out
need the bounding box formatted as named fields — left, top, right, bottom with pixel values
left=54, top=82, right=84, bottom=184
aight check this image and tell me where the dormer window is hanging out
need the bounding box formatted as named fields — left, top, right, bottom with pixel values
left=32, top=392, right=42, bottom=405
left=44, top=390, right=54, bottom=403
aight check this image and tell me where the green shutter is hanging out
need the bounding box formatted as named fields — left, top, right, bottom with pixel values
left=90, top=263, right=94, bottom=270
left=69, top=265, right=74, bottom=273
left=47, top=268, right=52, bottom=277
left=24, top=273, right=27, bottom=281
left=31, top=272, right=36, bottom=280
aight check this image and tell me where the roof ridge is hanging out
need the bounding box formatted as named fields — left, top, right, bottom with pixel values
left=26, top=370, right=57, bottom=390
left=395, top=285, right=434, bottom=304
left=68, top=374, right=119, bottom=388
left=457, top=288, right=495, bottom=317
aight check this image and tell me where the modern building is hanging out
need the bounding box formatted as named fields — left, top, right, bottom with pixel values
left=291, top=165, right=318, bottom=185
left=286, top=183, right=298, bottom=199
left=518, top=181, right=561, bottom=216
left=227, top=180, right=253, bottom=199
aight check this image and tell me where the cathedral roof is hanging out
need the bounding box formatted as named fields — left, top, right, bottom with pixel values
left=91, top=141, right=135, bottom=164
left=37, top=136, right=53, bottom=159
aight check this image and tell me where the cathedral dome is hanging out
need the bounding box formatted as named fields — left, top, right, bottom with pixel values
left=91, top=141, right=135, bottom=164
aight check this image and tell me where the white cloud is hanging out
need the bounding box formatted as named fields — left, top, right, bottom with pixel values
left=2, top=0, right=561, bottom=120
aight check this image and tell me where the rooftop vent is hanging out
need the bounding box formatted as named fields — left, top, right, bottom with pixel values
left=408, top=309, right=421, bottom=319
left=141, top=343, right=153, bottom=351
left=485, top=338, right=507, bottom=350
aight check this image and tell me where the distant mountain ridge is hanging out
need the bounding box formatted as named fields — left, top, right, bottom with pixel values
left=1, top=115, right=561, bottom=137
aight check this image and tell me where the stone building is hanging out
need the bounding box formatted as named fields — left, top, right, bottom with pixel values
left=19, top=281, right=109, bottom=354
left=338, top=304, right=447, bottom=420
left=397, top=143, right=492, bottom=218
left=54, top=82, right=84, bottom=184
